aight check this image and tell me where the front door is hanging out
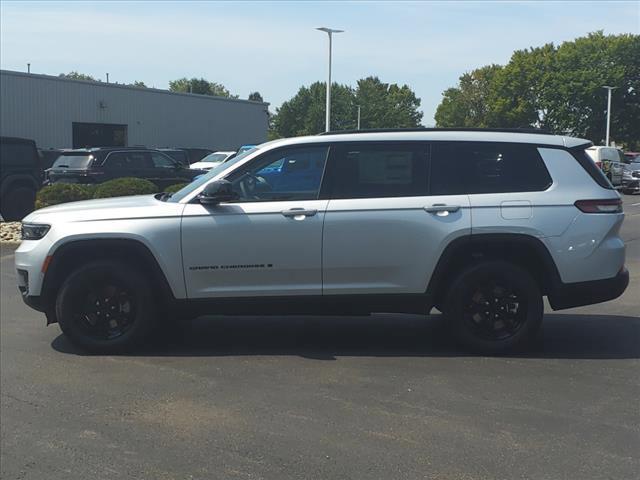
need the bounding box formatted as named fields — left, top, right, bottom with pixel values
left=181, top=145, right=329, bottom=298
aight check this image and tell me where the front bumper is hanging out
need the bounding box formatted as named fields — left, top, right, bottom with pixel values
left=621, top=178, right=640, bottom=192
left=548, top=268, right=630, bottom=310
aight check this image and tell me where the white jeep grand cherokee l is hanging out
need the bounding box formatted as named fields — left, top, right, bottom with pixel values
left=16, top=129, right=629, bottom=354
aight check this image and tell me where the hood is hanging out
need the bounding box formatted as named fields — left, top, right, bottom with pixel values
left=24, top=194, right=184, bottom=224
left=190, top=161, right=219, bottom=170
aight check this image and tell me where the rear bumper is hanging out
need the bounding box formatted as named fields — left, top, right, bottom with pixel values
left=548, top=268, right=629, bottom=310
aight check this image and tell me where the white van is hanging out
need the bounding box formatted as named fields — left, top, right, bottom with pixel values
left=585, top=146, right=623, bottom=186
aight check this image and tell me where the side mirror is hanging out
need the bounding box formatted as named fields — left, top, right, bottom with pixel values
left=198, top=180, right=237, bottom=205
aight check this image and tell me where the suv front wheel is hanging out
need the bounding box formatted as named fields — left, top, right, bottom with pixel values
left=56, top=261, right=157, bottom=353
left=443, top=261, right=543, bottom=354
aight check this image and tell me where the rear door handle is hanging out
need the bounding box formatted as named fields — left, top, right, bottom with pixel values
left=424, top=204, right=461, bottom=213
left=281, top=208, right=318, bottom=218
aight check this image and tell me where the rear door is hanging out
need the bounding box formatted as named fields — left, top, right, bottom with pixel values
left=321, top=142, right=471, bottom=295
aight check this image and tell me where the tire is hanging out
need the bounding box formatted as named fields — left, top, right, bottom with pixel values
left=0, top=186, right=36, bottom=221
left=56, top=261, right=157, bottom=354
left=443, top=261, right=543, bottom=354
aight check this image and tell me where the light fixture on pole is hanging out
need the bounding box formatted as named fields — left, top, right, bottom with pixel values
left=316, top=27, right=344, bottom=132
left=602, top=86, right=617, bottom=146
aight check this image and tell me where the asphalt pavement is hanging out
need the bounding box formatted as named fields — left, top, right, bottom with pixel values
left=1, top=196, right=639, bottom=480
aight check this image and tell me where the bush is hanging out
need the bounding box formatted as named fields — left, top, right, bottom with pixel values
left=92, top=178, right=159, bottom=199
left=164, top=183, right=189, bottom=193
left=35, top=184, right=94, bottom=209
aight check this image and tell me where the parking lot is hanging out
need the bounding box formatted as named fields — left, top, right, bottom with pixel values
left=1, top=196, right=638, bottom=480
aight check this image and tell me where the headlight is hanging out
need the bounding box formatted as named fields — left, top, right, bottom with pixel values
left=21, top=223, right=51, bottom=240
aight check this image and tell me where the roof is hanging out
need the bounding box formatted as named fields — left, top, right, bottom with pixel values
left=0, top=69, right=270, bottom=107
left=265, top=130, right=591, bottom=150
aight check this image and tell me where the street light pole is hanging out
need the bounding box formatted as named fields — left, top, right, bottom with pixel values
left=316, top=27, right=344, bottom=132
left=356, top=105, right=361, bottom=130
left=602, top=86, right=617, bottom=146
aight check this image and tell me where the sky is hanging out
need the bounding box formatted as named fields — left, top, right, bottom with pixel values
left=1, top=1, right=638, bottom=125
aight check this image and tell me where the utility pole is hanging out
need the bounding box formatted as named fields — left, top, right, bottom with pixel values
left=602, top=86, right=617, bottom=146
left=357, top=105, right=361, bottom=130
left=316, top=27, right=344, bottom=132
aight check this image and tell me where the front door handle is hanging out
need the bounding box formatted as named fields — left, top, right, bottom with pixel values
left=424, top=204, right=461, bottom=213
left=281, top=208, right=318, bottom=218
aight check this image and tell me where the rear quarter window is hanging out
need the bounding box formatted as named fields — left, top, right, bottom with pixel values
left=431, top=142, right=552, bottom=194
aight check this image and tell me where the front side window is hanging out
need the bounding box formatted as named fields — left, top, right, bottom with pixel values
left=431, top=142, right=552, bottom=194
left=226, top=146, right=329, bottom=202
left=325, top=143, right=428, bottom=199
left=151, top=152, right=177, bottom=168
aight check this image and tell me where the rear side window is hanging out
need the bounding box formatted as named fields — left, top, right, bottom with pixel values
left=571, top=148, right=613, bottom=189
left=0, top=142, right=37, bottom=167
left=431, top=142, right=552, bottom=194
left=104, top=152, right=151, bottom=170
left=325, top=143, right=428, bottom=199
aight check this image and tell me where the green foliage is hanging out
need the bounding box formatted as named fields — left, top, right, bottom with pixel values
left=35, top=184, right=93, bottom=209
left=271, top=77, right=423, bottom=137
left=164, top=183, right=188, bottom=193
left=169, top=77, right=238, bottom=98
left=248, top=91, right=264, bottom=102
left=58, top=71, right=96, bottom=81
left=92, top=178, right=159, bottom=199
left=435, top=32, right=640, bottom=149
left=131, top=80, right=147, bottom=88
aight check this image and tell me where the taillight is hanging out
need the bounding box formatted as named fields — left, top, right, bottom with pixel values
left=574, top=199, right=622, bottom=213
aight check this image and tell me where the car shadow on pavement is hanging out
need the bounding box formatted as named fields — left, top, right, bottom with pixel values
left=51, top=313, right=640, bottom=360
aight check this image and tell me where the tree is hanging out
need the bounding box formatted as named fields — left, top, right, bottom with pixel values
left=168, top=77, right=238, bottom=98
left=59, top=71, right=96, bottom=81
left=248, top=91, right=264, bottom=102
left=131, top=80, right=147, bottom=88
left=435, top=65, right=503, bottom=127
left=271, top=77, right=423, bottom=137
left=434, top=32, right=640, bottom=148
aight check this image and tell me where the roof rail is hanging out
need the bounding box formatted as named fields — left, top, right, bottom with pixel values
left=318, top=127, right=553, bottom=136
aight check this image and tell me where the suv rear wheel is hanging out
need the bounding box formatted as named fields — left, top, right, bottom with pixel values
left=443, top=261, right=543, bottom=354
left=56, top=261, right=156, bottom=353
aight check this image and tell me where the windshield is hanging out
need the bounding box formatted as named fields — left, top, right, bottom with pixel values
left=200, top=153, right=230, bottom=163
left=167, top=147, right=259, bottom=202
left=52, top=154, right=93, bottom=169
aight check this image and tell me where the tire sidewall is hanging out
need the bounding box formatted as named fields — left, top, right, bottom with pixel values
left=56, top=261, right=156, bottom=353
left=444, top=261, right=543, bottom=354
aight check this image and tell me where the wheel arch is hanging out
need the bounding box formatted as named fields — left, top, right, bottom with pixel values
left=41, top=238, right=177, bottom=322
left=427, top=233, right=562, bottom=309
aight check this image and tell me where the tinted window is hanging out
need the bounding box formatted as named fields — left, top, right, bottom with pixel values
left=326, top=143, right=428, bottom=199
left=163, top=150, right=188, bottom=165
left=227, top=146, right=328, bottom=201
left=52, top=154, right=93, bottom=169
left=151, top=152, right=176, bottom=168
left=0, top=142, right=37, bottom=167
left=104, top=152, right=151, bottom=170
left=431, top=142, right=552, bottom=194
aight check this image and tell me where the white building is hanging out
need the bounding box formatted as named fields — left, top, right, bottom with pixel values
left=0, top=69, right=269, bottom=150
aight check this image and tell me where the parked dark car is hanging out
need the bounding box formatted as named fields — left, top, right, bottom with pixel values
left=177, top=147, right=214, bottom=164
left=0, top=137, right=43, bottom=220
left=46, top=147, right=206, bottom=190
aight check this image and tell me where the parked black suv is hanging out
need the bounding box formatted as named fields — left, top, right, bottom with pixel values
left=0, top=137, right=43, bottom=220
left=46, top=147, right=206, bottom=189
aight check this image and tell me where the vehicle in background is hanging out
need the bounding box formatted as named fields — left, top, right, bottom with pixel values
left=621, top=156, right=640, bottom=194
left=46, top=147, right=206, bottom=190
left=585, top=146, right=623, bottom=186
left=156, top=148, right=190, bottom=167
left=38, top=148, right=66, bottom=170
left=624, top=152, right=640, bottom=164
left=16, top=129, right=628, bottom=354
left=190, top=151, right=236, bottom=170
left=236, top=144, right=256, bottom=156
left=0, top=137, right=43, bottom=221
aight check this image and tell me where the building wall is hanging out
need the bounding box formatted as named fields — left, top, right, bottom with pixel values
left=0, top=70, right=269, bottom=150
